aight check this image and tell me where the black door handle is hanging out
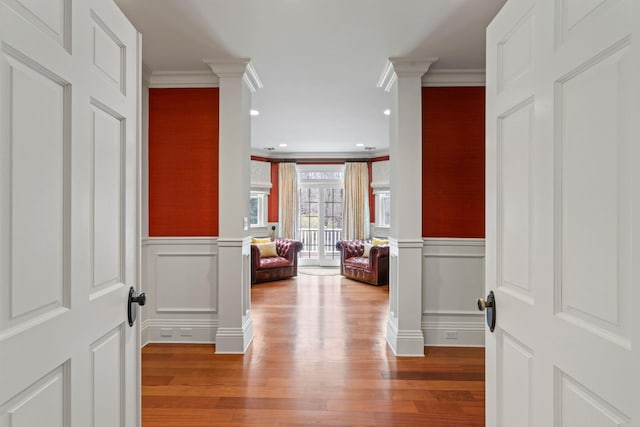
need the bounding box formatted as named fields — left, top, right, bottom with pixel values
left=477, top=290, right=496, bottom=332
left=128, top=287, right=146, bottom=327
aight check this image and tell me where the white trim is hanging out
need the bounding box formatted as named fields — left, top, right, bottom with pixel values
left=377, top=61, right=397, bottom=92
left=423, top=237, right=485, bottom=246
left=421, top=320, right=485, bottom=347
left=386, top=321, right=425, bottom=357
left=148, top=70, right=219, bottom=88
left=204, top=59, right=263, bottom=93
left=378, top=57, right=439, bottom=92
left=217, top=236, right=251, bottom=247
left=142, top=319, right=218, bottom=345
left=423, top=310, right=484, bottom=316
left=244, top=61, right=263, bottom=91
left=142, top=63, right=152, bottom=85
left=142, top=237, right=218, bottom=246
left=215, top=319, right=254, bottom=354
left=422, top=69, right=486, bottom=87
left=250, top=149, right=390, bottom=160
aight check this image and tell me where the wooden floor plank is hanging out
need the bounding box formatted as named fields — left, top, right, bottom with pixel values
left=143, top=275, right=485, bottom=426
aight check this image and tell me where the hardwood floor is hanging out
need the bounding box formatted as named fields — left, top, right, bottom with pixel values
left=142, top=274, right=485, bottom=426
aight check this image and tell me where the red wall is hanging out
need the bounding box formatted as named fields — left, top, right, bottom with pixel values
left=149, top=88, right=219, bottom=236
left=422, top=87, right=485, bottom=238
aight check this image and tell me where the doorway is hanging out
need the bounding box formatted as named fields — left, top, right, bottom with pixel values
left=297, top=165, right=344, bottom=266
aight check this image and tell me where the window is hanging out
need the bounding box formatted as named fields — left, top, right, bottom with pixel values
left=250, top=191, right=267, bottom=227
left=376, top=191, right=390, bottom=227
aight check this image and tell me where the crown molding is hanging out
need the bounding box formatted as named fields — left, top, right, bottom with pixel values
left=422, top=69, right=486, bottom=87
left=204, top=59, right=263, bottom=93
left=250, top=149, right=390, bottom=161
left=148, top=70, right=219, bottom=88
left=377, top=57, right=439, bottom=92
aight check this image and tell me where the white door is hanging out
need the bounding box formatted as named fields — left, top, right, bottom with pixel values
left=299, top=185, right=343, bottom=267
left=0, top=0, right=141, bottom=426
left=485, top=0, right=639, bottom=426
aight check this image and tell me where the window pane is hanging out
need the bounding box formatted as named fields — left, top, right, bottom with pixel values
left=379, top=193, right=390, bottom=227
left=250, top=196, right=259, bottom=225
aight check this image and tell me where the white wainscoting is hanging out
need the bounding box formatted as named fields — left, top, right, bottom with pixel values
left=141, top=238, right=218, bottom=345
left=422, top=238, right=486, bottom=346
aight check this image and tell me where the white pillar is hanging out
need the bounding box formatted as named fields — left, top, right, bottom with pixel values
left=378, top=58, right=437, bottom=356
left=205, top=60, right=262, bottom=353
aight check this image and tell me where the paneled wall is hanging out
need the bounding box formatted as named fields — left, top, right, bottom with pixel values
left=421, top=238, right=485, bottom=346
left=142, top=238, right=219, bottom=344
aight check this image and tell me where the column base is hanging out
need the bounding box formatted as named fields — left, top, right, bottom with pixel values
left=215, top=317, right=254, bottom=354
left=386, top=318, right=425, bottom=357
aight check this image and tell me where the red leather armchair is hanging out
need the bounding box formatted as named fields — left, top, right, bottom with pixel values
left=336, top=240, right=389, bottom=286
left=251, top=239, right=303, bottom=284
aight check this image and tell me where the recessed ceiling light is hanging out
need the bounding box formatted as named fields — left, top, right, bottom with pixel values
left=279, top=143, right=288, bottom=147
left=250, top=109, right=260, bottom=116
left=383, top=109, right=391, bottom=116
left=356, top=143, right=364, bottom=147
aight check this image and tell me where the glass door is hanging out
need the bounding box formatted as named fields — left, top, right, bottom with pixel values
left=299, top=185, right=343, bottom=266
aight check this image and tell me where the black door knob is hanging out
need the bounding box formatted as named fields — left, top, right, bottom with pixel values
left=128, top=287, right=146, bottom=327
left=477, top=291, right=496, bottom=332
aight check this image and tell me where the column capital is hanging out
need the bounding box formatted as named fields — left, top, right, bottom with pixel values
left=204, top=59, right=263, bottom=93
left=377, top=57, right=438, bottom=92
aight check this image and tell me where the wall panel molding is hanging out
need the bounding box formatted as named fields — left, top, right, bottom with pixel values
left=422, top=238, right=486, bottom=346
left=141, top=238, right=218, bottom=346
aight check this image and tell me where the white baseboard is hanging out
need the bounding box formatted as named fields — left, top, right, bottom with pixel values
left=421, top=318, right=485, bottom=347
left=141, top=319, right=218, bottom=346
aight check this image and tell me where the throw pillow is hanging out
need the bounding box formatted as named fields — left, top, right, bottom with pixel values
left=257, top=242, right=278, bottom=257
left=362, top=242, right=373, bottom=258
left=372, top=237, right=389, bottom=246
left=252, top=237, right=271, bottom=244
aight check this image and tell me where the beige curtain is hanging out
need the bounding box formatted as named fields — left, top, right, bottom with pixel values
left=342, top=162, right=370, bottom=240
left=278, top=163, right=299, bottom=239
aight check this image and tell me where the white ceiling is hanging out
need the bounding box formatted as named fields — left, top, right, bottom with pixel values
left=115, top=0, right=506, bottom=156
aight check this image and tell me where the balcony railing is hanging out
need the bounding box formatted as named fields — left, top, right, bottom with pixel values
left=299, top=228, right=342, bottom=259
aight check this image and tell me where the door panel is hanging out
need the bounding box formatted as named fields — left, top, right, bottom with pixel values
left=498, top=332, right=533, bottom=427
left=0, top=0, right=140, bottom=425
left=91, top=104, right=123, bottom=291
left=91, top=327, right=124, bottom=427
left=498, top=100, right=534, bottom=303
left=0, top=364, right=68, bottom=427
left=1, top=49, right=69, bottom=327
left=556, top=42, right=632, bottom=344
left=486, top=0, right=638, bottom=425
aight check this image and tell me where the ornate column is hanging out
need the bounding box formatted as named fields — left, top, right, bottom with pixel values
left=378, top=58, right=437, bottom=356
left=205, top=59, right=262, bottom=353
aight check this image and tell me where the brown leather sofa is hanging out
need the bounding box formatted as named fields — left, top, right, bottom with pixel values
left=251, top=239, right=303, bottom=284
left=336, top=240, right=389, bottom=286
